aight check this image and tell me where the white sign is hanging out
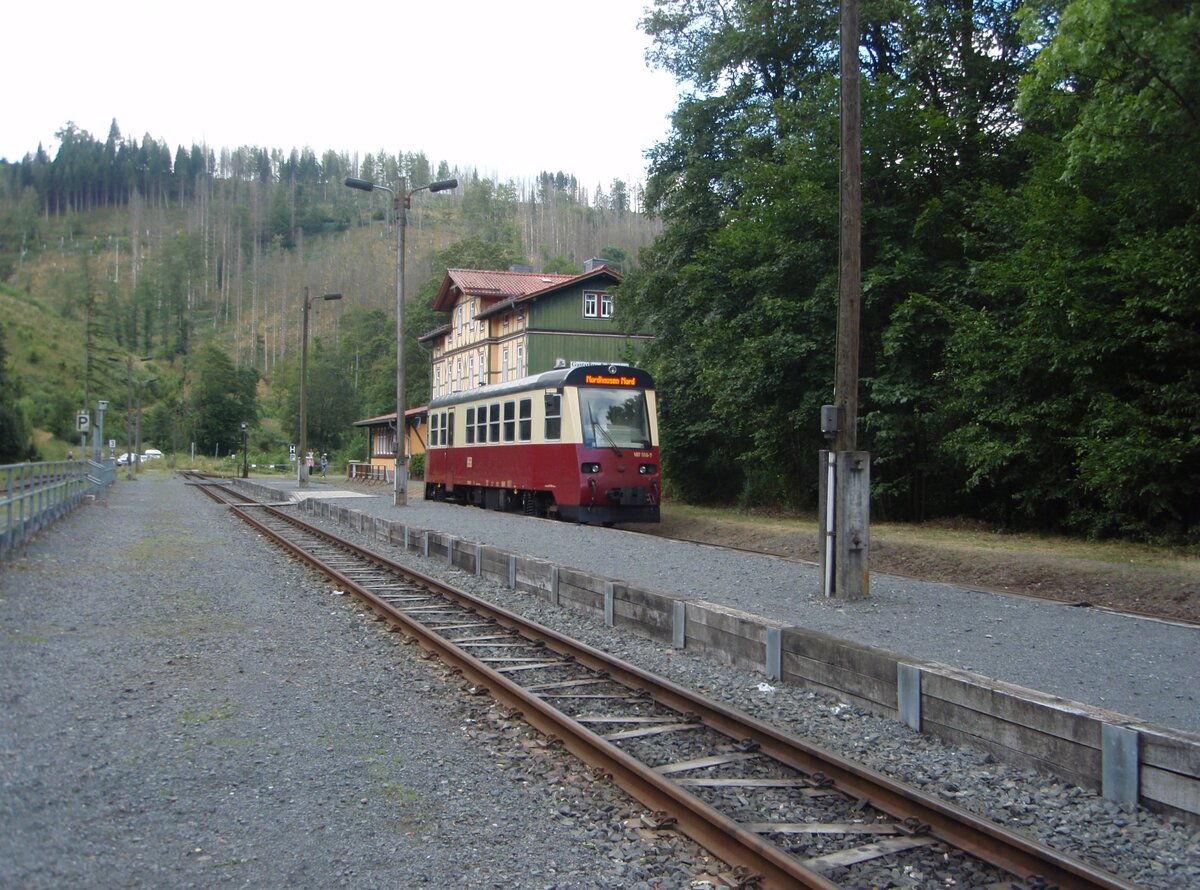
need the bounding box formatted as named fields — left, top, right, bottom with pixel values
left=109, top=439, right=116, bottom=450
left=76, top=413, right=90, bottom=433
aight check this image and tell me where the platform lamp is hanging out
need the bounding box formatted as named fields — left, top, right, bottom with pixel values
left=298, top=289, right=343, bottom=488
left=344, top=174, right=458, bottom=506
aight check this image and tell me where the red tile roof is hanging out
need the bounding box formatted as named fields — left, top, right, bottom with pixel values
left=432, top=268, right=576, bottom=312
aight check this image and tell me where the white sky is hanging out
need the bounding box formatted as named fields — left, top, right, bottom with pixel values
left=2, top=0, right=684, bottom=191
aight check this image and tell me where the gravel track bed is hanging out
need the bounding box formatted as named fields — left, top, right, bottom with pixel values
left=300, top=495, right=1200, bottom=890
left=292, top=483, right=1199, bottom=734
left=0, top=477, right=721, bottom=889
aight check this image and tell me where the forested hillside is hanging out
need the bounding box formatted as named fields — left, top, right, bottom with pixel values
left=0, top=127, right=659, bottom=466
left=621, top=0, right=1197, bottom=544
left=2, top=0, right=1196, bottom=546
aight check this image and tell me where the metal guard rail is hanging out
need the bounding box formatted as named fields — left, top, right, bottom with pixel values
left=1, top=460, right=95, bottom=559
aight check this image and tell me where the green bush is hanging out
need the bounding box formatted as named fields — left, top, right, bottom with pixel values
left=408, top=452, right=425, bottom=480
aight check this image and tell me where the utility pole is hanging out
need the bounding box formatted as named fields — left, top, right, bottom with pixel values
left=819, top=0, right=871, bottom=600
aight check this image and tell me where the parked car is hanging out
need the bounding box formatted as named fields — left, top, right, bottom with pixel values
left=142, top=449, right=164, bottom=460
left=116, top=453, right=134, bottom=465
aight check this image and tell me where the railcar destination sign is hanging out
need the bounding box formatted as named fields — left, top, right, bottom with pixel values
left=584, top=373, right=639, bottom=387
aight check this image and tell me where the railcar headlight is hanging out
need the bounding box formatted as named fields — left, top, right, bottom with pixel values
left=581, top=462, right=601, bottom=474
left=638, top=464, right=658, bottom=475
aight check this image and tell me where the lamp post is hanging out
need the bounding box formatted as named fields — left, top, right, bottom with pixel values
left=240, top=421, right=249, bottom=479
left=344, top=174, right=457, bottom=506
left=298, top=289, right=343, bottom=488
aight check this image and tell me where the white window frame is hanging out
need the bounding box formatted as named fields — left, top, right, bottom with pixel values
left=600, top=292, right=613, bottom=318
left=583, top=291, right=598, bottom=318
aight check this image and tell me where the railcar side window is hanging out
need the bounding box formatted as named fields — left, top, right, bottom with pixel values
left=476, top=405, right=487, bottom=443
left=429, top=412, right=440, bottom=447
left=544, top=393, right=561, bottom=440
left=466, top=408, right=475, bottom=444
left=518, top=398, right=532, bottom=441
left=503, top=401, right=516, bottom=442
left=446, top=409, right=454, bottom=447
left=489, top=403, right=501, bottom=443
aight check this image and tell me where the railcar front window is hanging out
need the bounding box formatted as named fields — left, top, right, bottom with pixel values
left=578, top=388, right=652, bottom=450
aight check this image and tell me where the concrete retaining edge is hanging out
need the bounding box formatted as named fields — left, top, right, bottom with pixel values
left=251, top=485, right=1198, bottom=825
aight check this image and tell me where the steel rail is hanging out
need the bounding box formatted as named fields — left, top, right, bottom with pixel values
left=194, top=479, right=1139, bottom=890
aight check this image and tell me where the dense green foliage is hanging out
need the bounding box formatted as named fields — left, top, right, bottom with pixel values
left=0, top=325, right=37, bottom=463
left=0, top=120, right=656, bottom=470
left=623, top=0, right=1197, bottom=542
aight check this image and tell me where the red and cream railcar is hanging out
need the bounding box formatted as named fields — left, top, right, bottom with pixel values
left=424, top=365, right=661, bottom=524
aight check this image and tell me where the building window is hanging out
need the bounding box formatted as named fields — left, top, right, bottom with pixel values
left=502, top=347, right=509, bottom=382
left=516, top=344, right=524, bottom=378
left=583, top=291, right=598, bottom=318
left=518, top=398, right=532, bottom=441
left=601, top=292, right=613, bottom=318
left=544, top=393, right=561, bottom=440
left=469, top=355, right=476, bottom=389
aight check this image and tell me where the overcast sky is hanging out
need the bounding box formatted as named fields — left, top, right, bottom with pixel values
left=3, top=0, right=684, bottom=190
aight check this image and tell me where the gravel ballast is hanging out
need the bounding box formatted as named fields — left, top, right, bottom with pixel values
left=288, top=479, right=1200, bottom=889
left=284, top=480, right=1199, bottom=735
left=0, top=476, right=719, bottom=889
left=3, top=475, right=1197, bottom=889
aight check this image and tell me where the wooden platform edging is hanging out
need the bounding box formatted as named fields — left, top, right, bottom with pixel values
left=283, top=493, right=1200, bottom=825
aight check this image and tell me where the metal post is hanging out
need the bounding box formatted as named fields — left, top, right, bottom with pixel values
left=298, top=288, right=310, bottom=488
left=125, top=357, right=134, bottom=481
left=395, top=180, right=408, bottom=506
left=134, top=381, right=144, bottom=474
left=241, top=421, right=249, bottom=479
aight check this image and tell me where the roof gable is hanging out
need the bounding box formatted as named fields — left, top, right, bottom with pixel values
left=431, top=265, right=623, bottom=313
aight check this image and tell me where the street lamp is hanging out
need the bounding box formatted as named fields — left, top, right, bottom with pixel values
left=344, top=174, right=458, bottom=506
left=298, top=289, right=343, bottom=488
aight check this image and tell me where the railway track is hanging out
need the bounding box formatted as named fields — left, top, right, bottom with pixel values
left=191, top=475, right=1140, bottom=890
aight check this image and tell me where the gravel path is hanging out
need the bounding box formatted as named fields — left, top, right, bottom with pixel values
left=4, top=475, right=1197, bottom=889
left=282, top=480, right=1200, bottom=735
left=0, top=475, right=717, bottom=889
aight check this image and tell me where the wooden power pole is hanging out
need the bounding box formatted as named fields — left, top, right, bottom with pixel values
left=819, top=0, right=871, bottom=600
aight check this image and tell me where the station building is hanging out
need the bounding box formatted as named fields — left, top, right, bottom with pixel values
left=349, top=258, right=653, bottom=482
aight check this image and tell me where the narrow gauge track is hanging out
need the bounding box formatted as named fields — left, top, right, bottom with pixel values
left=191, top=477, right=1138, bottom=890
